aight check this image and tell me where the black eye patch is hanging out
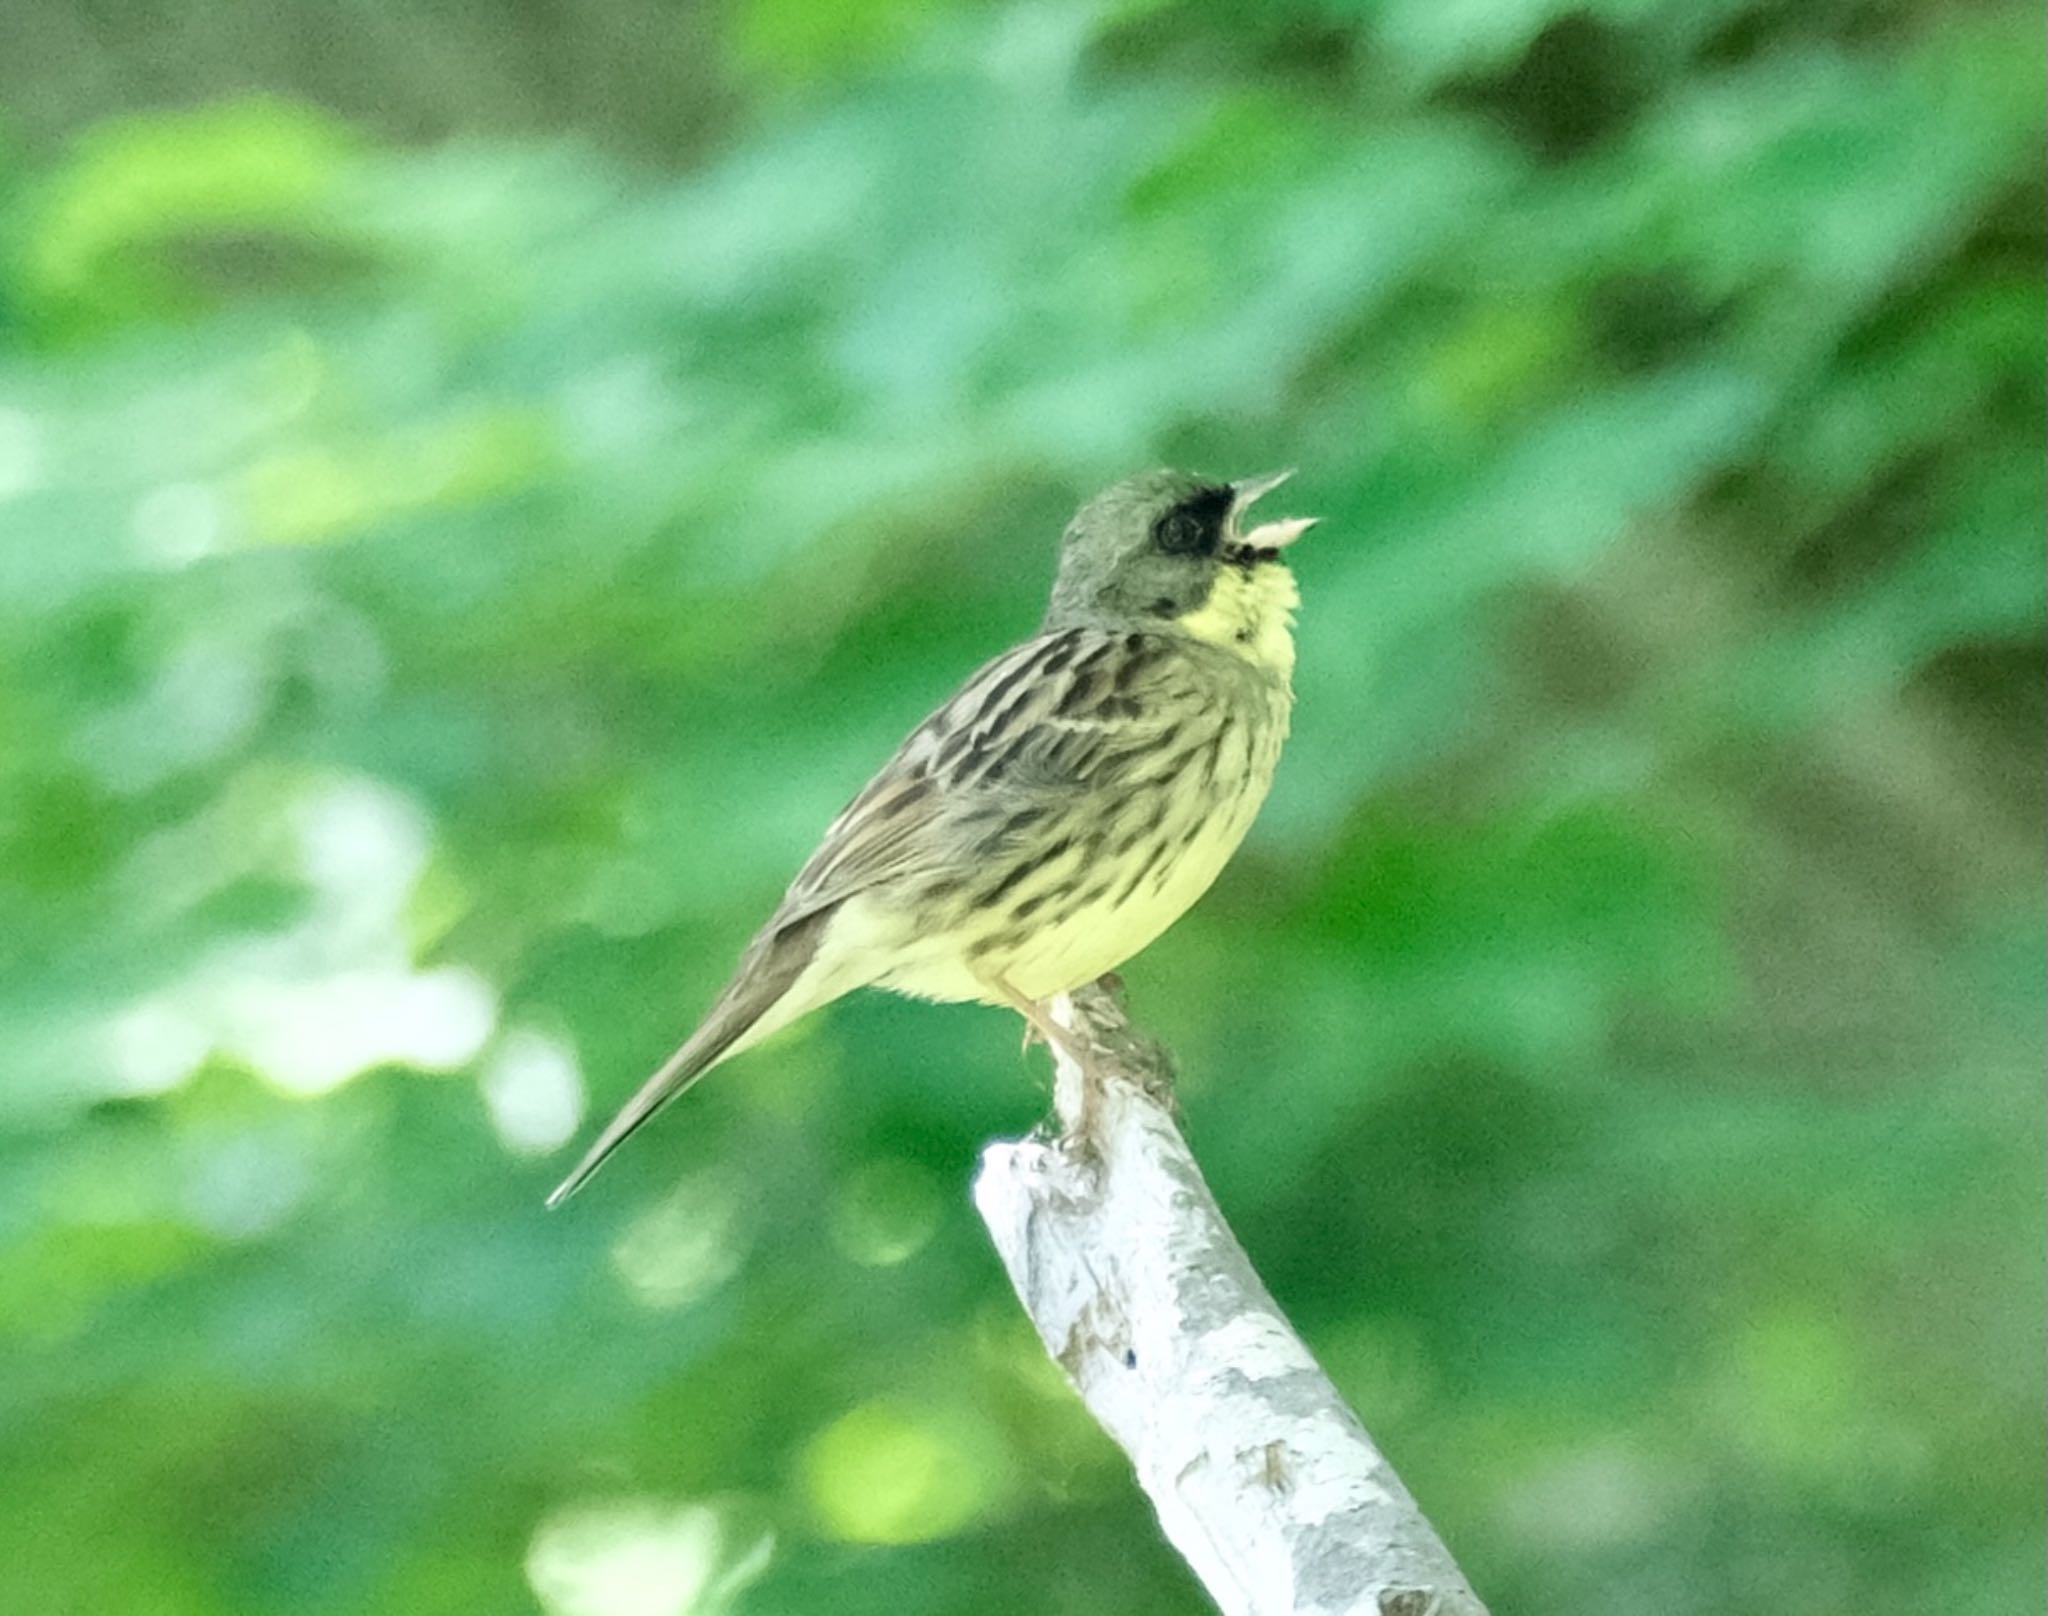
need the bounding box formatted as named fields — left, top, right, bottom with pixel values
left=1151, top=485, right=1232, bottom=557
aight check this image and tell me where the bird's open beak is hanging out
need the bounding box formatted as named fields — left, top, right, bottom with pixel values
left=1229, top=469, right=1318, bottom=552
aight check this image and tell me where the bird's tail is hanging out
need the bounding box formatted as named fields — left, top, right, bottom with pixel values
left=543, top=1018, right=741, bottom=1209
left=544, top=904, right=841, bottom=1208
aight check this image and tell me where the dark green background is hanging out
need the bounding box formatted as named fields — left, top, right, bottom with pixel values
left=2, top=2, right=2041, bottom=1612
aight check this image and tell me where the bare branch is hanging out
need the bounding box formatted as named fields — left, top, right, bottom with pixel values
left=974, top=982, right=1489, bottom=1616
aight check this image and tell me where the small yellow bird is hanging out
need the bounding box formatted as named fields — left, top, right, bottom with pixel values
left=548, top=468, right=1315, bottom=1205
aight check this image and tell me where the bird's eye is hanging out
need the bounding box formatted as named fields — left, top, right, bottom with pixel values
left=1154, top=509, right=1210, bottom=555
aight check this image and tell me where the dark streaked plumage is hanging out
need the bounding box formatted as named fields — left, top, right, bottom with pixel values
left=547, top=468, right=1316, bottom=1205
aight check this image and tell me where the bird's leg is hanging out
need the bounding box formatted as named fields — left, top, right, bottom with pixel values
left=983, top=974, right=1104, bottom=1156
left=986, top=974, right=1083, bottom=1066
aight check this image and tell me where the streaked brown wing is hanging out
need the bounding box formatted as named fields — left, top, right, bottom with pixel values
left=770, top=631, right=1081, bottom=918
left=776, top=627, right=1214, bottom=923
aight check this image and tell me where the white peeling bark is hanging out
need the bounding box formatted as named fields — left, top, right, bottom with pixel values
left=973, top=982, right=1489, bottom=1616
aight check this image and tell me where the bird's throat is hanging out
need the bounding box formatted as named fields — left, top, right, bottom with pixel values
left=1175, top=563, right=1299, bottom=679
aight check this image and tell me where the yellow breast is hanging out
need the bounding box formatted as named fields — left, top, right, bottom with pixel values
left=1174, top=563, right=1300, bottom=680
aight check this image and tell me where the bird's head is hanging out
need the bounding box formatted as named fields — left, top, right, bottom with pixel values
left=1043, top=469, right=1316, bottom=665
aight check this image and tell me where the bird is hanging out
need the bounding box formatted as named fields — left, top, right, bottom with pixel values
left=546, top=467, right=1316, bottom=1206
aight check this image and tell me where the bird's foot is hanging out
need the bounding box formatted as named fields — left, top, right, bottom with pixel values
left=1047, top=1030, right=1109, bottom=1166
left=1072, top=974, right=1179, bottom=1116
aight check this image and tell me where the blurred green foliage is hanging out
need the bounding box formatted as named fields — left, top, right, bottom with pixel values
left=0, top=2, right=2041, bottom=1613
